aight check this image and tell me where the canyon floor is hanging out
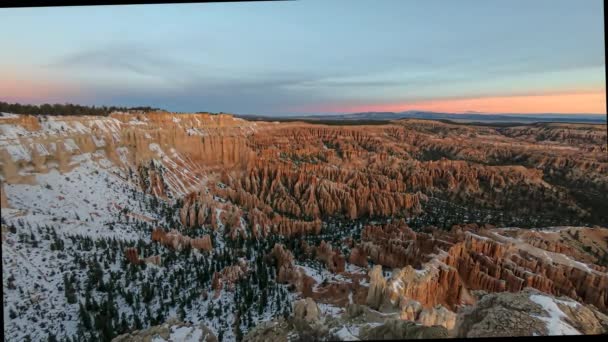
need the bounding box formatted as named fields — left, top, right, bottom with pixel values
left=1, top=111, right=607, bottom=341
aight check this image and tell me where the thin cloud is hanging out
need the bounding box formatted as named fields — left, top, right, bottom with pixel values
left=46, top=42, right=203, bottom=83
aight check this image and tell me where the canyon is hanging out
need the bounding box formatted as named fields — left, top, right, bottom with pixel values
left=1, top=110, right=607, bottom=341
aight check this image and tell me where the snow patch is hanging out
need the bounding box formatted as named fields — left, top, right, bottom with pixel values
left=5, top=144, right=31, bottom=161
left=530, top=294, right=581, bottom=336
left=0, top=112, right=20, bottom=118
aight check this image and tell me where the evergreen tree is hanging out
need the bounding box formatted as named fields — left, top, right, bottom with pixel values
left=120, top=313, right=129, bottom=334
left=134, top=315, right=143, bottom=330
left=79, top=303, right=92, bottom=330
left=64, top=274, right=77, bottom=304
left=47, top=332, right=58, bottom=342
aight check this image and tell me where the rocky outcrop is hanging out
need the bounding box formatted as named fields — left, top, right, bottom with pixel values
left=366, top=265, right=388, bottom=310
left=242, top=317, right=294, bottom=342
left=0, top=182, right=9, bottom=208
left=358, top=221, right=608, bottom=315
left=400, top=299, right=457, bottom=330
left=267, top=244, right=316, bottom=297
left=211, top=259, right=249, bottom=297
left=348, top=247, right=368, bottom=268
left=419, top=306, right=457, bottom=330
left=124, top=247, right=161, bottom=266
left=151, top=228, right=213, bottom=252
left=358, top=319, right=449, bottom=340
left=143, top=255, right=161, bottom=266
left=112, top=317, right=217, bottom=342
left=124, top=247, right=140, bottom=265
left=245, top=298, right=449, bottom=341
left=500, top=123, right=607, bottom=151
left=1, top=112, right=257, bottom=196
left=211, top=272, right=223, bottom=297
left=191, top=235, right=213, bottom=251
left=293, top=297, right=321, bottom=323
left=314, top=241, right=346, bottom=273
left=455, top=288, right=608, bottom=337
left=365, top=264, right=462, bottom=330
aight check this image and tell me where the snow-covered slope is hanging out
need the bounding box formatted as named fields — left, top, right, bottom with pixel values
left=1, top=112, right=289, bottom=342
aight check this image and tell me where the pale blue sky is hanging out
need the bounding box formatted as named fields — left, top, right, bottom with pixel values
left=0, top=0, right=605, bottom=114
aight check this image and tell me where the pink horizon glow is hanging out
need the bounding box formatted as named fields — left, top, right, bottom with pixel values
left=0, top=72, right=89, bottom=105
left=290, top=90, right=607, bottom=114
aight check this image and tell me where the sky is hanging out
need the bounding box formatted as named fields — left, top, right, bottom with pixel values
left=0, top=0, right=605, bottom=115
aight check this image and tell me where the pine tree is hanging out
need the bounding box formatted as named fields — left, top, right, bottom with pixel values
left=178, top=305, right=186, bottom=320
left=47, top=332, right=58, bottom=342
left=79, top=303, right=92, bottom=330
left=64, top=274, right=77, bottom=304
left=206, top=303, right=214, bottom=318
left=234, top=315, right=243, bottom=342
left=133, top=314, right=142, bottom=330
left=120, top=313, right=129, bottom=334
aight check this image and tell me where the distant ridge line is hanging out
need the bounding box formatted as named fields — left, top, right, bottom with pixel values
left=236, top=111, right=607, bottom=125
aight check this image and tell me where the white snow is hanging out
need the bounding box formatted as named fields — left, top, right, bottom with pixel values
left=116, top=147, right=130, bottom=166
left=0, top=124, right=30, bottom=139
left=5, top=144, right=31, bottom=161
left=554, top=298, right=580, bottom=308
left=0, top=112, right=20, bottom=118
left=333, top=326, right=359, bottom=341
left=149, top=143, right=163, bottom=155
left=34, top=143, right=51, bottom=156
left=529, top=294, right=581, bottom=336
left=345, top=263, right=367, bottom=275
left=390, top=278, right=404, bottom=293
left=63, top=138, right=80, bottom=152
left=317, top=302, right=344, bottom=316
left=330, top=322, right=384, bottom=341
left=128, top=119, right=147, bottom=125
left=465, top=231, right=492, bottom=241
left=151, top=325, right=205, bottom=342
left=295, top=263, right=334, bottom=287
left=3, top=154, right=153, bottom=240
left=92, top=135, right=106, bottom=147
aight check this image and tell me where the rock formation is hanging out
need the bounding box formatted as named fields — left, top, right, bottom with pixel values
left=124, top=247, right=161, bottom=266
left=124, top=247, right=140, bottom=265
left=3, top=111, right=608, bottom=341
left=358, top=319, right=449, bottom=340
left=245, top=298, right=449, bottom=341
left=358, top=221, right=608, bottom=319
left=455, top=288, right=608, bottom=337
left=0, top=182, right=9, bottom=208
left=366, top=265, right=387, bottom=310
left=143, top=255, right=161, bottom=266
left=2, top=112, right=606, bottom=234
left=151, top=228, right=213, bottom=252
left=348, top=247, right=368, bottom=267
left=267, top=243, right=317, bottom=297
left=112, top=317, right=217, bottom=342
left=293, top=297, right=321, bottom=323
left=314, top=241, right=346, bottom=273
left=211, top=259, right=249, bottom=296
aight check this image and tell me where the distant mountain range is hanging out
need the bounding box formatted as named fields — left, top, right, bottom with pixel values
left=237, top=110, right=606, bottom=124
